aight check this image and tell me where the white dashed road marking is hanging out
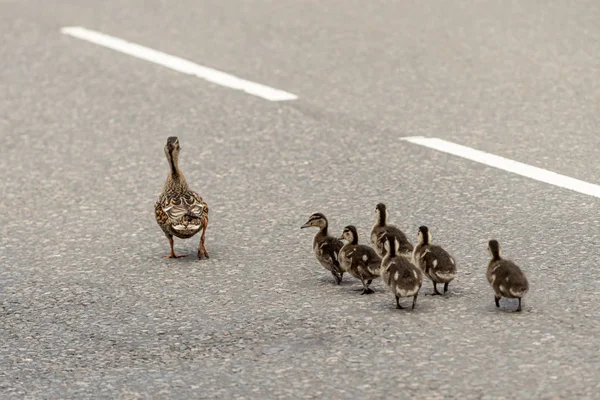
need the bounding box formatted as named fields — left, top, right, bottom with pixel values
left=61, top=26, right=298, bottom=102
left=402, top=136, right=600, bottom=199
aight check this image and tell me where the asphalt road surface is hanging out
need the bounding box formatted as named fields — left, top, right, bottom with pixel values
left=1, top=1, right=599, bottom=399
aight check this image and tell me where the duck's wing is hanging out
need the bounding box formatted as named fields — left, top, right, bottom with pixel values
left=162, top=192, right=206, bottom=220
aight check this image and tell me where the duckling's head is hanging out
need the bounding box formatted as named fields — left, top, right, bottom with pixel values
left=417, top=226, right=432, bottom=245
left=488, top=240, right=502, bottom=260
left=301, top=213, right=328, bottom=230
left=375, top=203, right=388, bottom=226
left=340, top=225, right=359, bottom=245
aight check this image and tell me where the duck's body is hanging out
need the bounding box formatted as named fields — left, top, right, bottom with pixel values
left=301, top=213, right=344, bottom=284
left=155, top=137, right=209, bottom=259
left=370, top=203, right=413, bottom=258
left=338, top=226, right=381, bottom=295
left=486, top=240, right=529, bottom=312
left=413, top=226, right=456, bottom=295
left=381, top=236, right=423, bottom=309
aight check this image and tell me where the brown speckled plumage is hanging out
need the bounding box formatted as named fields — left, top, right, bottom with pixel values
left=413, top=226, right=457, bottom=295
left=339, top=225, right=381, bottom=295
left=381, top=236, right=423, bottom=310
left=155, top=136, right=209, bottom=259
left=370, top=203, right=413, bottom=258
left=486, top=240, right=529, bottom=312
left=301, top=213, right=344, bottom=284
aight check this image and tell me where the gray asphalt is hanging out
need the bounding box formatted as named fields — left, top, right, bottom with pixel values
left=1, top=1, right=599, bottom=399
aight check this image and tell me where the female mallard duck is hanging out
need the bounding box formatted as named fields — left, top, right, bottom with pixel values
left=301, top=213, right=344, bottom=284
left=381, top=236, right=423, bottom=309
left=486, top=240, right=529, bottom=312
left=154, top=137, right=209, bottom=259
left=412, top=226, right=457, bottom=295
left=370, top=203, right=413, bottom=258
left=338, top=225, right=381, bottom=295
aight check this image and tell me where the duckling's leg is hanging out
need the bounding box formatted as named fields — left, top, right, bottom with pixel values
left=165, top=236, right=187, bottom=258
left=412, top=293, right=418, bottom=309
left=197, top=217, right=209, bottom=259
left=331, top=271, right=342, bottom=285
left=395, top=295, right=404, bottom=309
left=444, top=282, right=449, bottom=293
left=495, top=296, right=501, bottom=308
left=516, top=298, right=522, bottom=312
left=360, top=278, right=374, bottom=295
left=428, top=282, right=442, bottom=296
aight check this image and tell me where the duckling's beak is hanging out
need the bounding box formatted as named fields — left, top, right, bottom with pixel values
left=300, top=222, right=311, bottom=229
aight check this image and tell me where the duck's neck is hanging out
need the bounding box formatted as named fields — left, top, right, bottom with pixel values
left=491, top=252, right=502, bottom=261
left=164, top=151, right=189, bottom=191
left=167, top=149, right=180, bottom=177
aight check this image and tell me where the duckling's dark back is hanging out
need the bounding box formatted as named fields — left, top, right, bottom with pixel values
left=488, top=259, right=529, bottom=298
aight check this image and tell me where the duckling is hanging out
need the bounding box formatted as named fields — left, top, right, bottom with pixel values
left=370, top=203, right=413, bottom=258
left=412, top=226, right=457, bottom=295
left=301, top=213, right=345, bottom=284
left=381, top=236, right=423, bottom=309
left=338, top=225, right=381, bottom=295
left=486, top=240, right=529, bottom=312
left=155, top=137, right=209, bottom=259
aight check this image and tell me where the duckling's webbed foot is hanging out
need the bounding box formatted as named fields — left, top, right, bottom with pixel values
left=395, top=295, right=404, bottom=309
left=516, top=298, right=522, bottom=312
left=495, top=296, right=501, bottom=308
left=444, top=282, right=449, bottom=293
left=361, top=288, right=375, bottom=295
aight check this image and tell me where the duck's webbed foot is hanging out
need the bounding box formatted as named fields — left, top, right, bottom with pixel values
left=165, top=236, right=187, bottom=258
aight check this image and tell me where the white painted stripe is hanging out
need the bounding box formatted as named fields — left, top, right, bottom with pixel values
left=401, top=136, right=600, bottom=198
left=60, top=26, right=298, bottom=102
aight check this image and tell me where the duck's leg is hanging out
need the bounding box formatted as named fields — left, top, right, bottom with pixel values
left=395, top=295, right=404, bottom=309
left=444, top=282, right=449, bottom=293
left=164, top=236, right=187, bottom=258
left=197, top=216, right=209, bottom=259
left=412, top=293, right=418, bottom=309
left=516, top=298, right=522, bottom=312
left=495, top=296, right=501, bottom=308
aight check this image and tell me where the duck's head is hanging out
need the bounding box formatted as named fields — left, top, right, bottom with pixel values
left=340, top=225, right=359, bottom=245
left=417, top=226, right=431, bottom=245
left=165, top=136, right=180, bottom=154
left=375, top=203, right=387, bottom=225
left=488, top=240, right=502, bottom=260
left=301, top=213, right=328, bottom=229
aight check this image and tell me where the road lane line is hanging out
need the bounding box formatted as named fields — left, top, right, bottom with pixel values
left=401, top=136, right=600, bottom=198
left=60, top=26, right=298, bottom=102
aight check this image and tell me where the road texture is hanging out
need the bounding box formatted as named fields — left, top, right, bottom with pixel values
left=1, top=0, right=599, bottom=398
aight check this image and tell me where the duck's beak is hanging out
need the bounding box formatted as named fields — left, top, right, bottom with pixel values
left=300, top=221, right=311, bottom=229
